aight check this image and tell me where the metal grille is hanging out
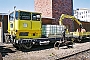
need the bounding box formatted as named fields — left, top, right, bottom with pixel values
left=19, top=32, right=28, bottom=36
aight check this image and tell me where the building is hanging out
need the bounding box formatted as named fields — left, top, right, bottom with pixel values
left=0, top=13, right=8, bottom=33
left=0, top=13, right=8, bottom=42
left=34, top=0, right=74, bottom=31
left=34, top=0, right=73, bottom=24
left=74, top=20, right=90, bottom=31
left=74, top=8, right=90, bottom=22
left=42, top=17, right=55, bottom=25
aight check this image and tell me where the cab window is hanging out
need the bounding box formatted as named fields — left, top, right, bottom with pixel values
left=20, top=11, right=31, bottom=20
left=9, top=11, right=19, bottom=20
left=9, top=12, right=14, bottom=21
left=15, top=11, right=19, bottom=20
left=32, top=13, right=41, bottom=21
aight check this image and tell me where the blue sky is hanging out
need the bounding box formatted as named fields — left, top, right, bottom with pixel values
left=73, top=0, right=90, bottom=9
left=0, top=0, right=90, bottom=13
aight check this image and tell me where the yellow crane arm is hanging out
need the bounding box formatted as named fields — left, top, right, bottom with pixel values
left=59, top=14, right=82, bottom=26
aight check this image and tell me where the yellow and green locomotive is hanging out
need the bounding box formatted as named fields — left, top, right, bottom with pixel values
left=8, top=10, right=42, bottom=39
left=5, top=10, right=43, bottom=49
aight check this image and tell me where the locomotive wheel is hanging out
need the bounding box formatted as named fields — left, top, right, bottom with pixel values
left=54, top=41, right=61, bottom=50
left=22, top=43, right=33, bottom=49
left=13, top=44, right=20, bottom=50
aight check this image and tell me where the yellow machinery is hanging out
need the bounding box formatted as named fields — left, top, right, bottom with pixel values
left=5, top=10, right=74, bottom=49
left=8, top=10, right=42, bottom=39
left=59, top=14, right=82, bottom=26
left=59, top=14, right=90, bottom=41
left=5, top=9, right=63, bottom=49
left=5, top=10, right=44, bottom=49
left=5, top=11, right=90, bottom=49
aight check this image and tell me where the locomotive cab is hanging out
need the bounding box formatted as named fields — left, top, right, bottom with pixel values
left=8, top=10, right=42, bottom=39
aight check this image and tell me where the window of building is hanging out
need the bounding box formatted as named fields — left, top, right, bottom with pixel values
left=84, top=11, right=85, bottom=14
left=84, top=16, right=85, bottom=18
left=74, top=10, right=76, bottom=14
left=88, top=11, right=90, bottom=13
left=79, top=12, right=81, bottom=15
left=88, top=15, right=90, bottom=17
left=82, top=12, right=83, bottom=14
left=82, top=16, right=83, bottom=18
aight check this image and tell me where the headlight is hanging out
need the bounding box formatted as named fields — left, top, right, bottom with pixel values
left=23, top=23, right=27, bottom=27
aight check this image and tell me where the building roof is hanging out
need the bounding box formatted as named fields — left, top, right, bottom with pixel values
left=42, top=17, right=55, bottom=19
left=0, top=13, right=8, bottom=15
left=76, top=8, right=90, bottom=10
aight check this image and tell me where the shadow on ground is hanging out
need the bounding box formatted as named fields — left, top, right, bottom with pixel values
left=21, top=43, right=54, bottom=52
left=0, top=43, right=55, bottom=54
left=1, top=39, right=90, bottom=55
left=74, top=38, right=90, bottom=43
left=0, top=46, right=16, bottom=57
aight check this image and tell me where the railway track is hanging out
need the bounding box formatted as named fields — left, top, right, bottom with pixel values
left=48, top=42, right=90, bottom=60
left=53, top=49, right=90, bottom=60
left=1, top=42, right=90, bottom=60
